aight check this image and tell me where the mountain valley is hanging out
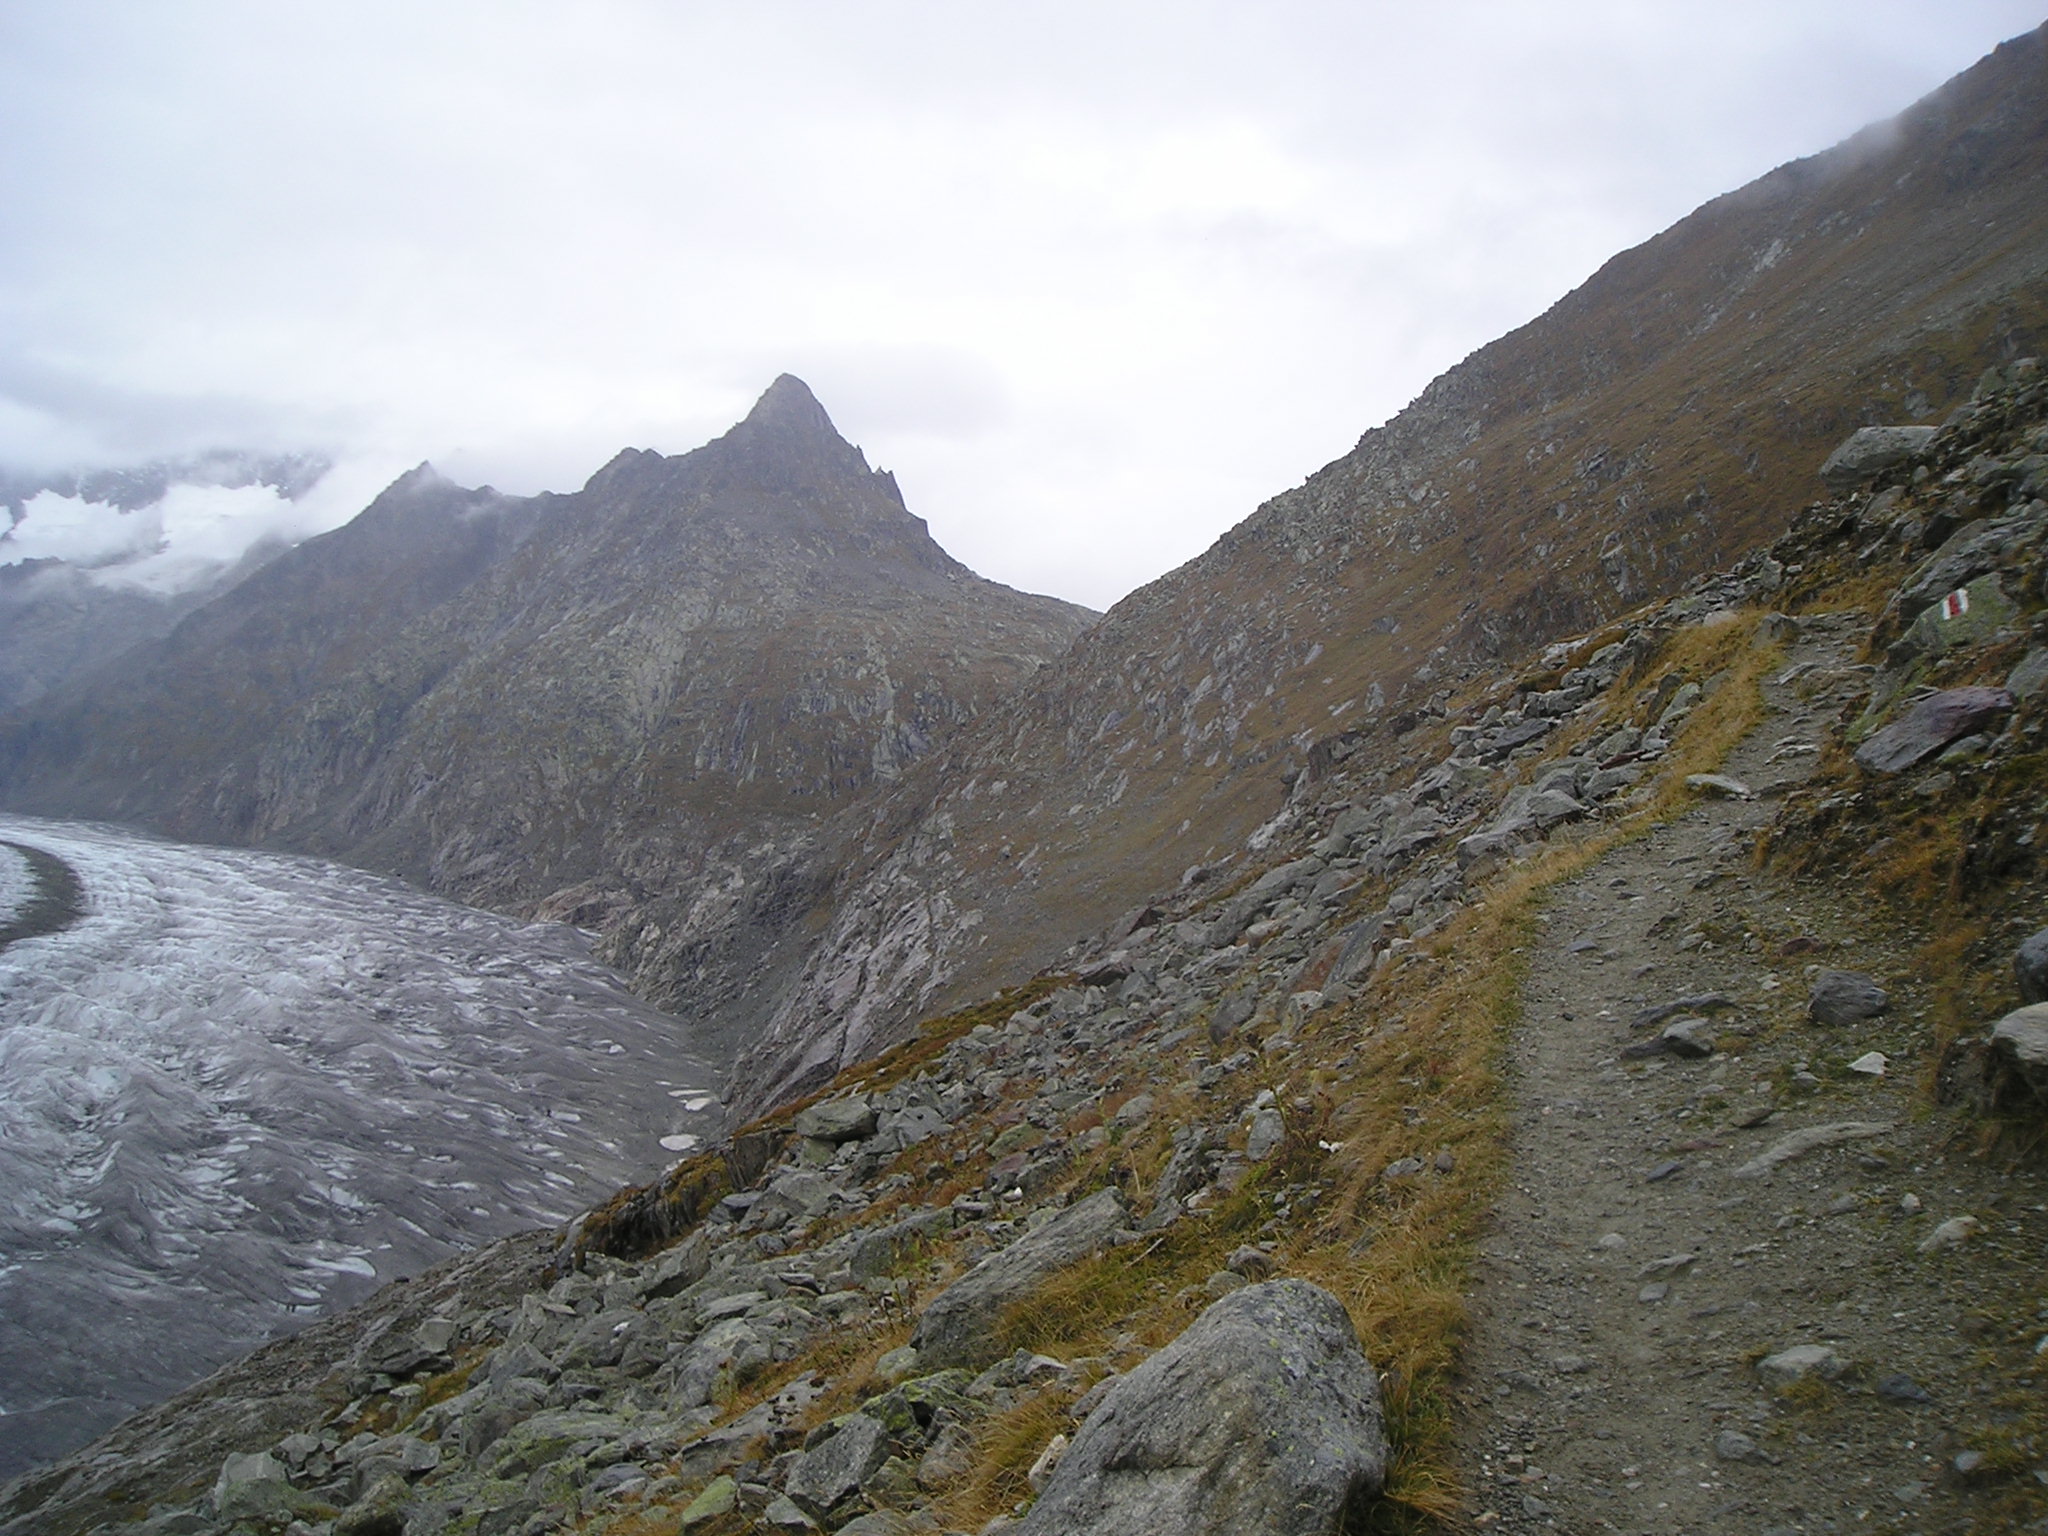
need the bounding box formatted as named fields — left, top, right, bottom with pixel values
left=3, top=22, right=2048, bottom=1536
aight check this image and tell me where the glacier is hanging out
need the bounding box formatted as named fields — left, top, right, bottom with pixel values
left=0, top=815, right=722, bottom=1481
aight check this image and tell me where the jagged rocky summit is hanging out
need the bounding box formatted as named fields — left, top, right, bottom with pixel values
left=0, top=377, right=1096, bottom=1061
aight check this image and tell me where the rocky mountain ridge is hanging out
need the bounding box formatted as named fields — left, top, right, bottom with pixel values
left=0, top=378, right=1095, bottom=1061
left=7, top=358, right=2043, bottom=1536
left=727, top=21, right=2048, bottom=1115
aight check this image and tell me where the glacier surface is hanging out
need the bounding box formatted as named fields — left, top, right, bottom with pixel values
left=0, top=815, right=721, bottom=1480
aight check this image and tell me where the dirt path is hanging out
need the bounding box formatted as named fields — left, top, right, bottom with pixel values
left=1458, top=612, right=2048, bottom=1535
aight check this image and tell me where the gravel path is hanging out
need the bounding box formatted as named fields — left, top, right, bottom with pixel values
left=1459, top=613, right=2048, bottom=1535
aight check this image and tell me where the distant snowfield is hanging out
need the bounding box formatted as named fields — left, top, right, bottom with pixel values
left=0, top=815, right=722, bottom=1480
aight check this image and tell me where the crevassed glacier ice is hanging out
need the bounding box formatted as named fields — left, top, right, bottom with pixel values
left=0, top=815, right=721, bottom=1480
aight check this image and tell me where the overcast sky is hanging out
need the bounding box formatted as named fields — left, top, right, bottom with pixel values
left=2, top=2, right=2042, bottom=610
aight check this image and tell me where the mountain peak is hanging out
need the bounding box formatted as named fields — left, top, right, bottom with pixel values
left=742, top=373, right=836, bottom=438
left=707, top=373, right=876, bottom=492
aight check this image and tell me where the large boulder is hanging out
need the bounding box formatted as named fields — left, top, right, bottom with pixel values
left=1819, top=425, right=1937, bottom=488
left=1853, top=687, right=2014, bottom=774
left=910, top=1187, right=1127, bottom=1368
left=1013, top=1280, right=1385, bottom=1536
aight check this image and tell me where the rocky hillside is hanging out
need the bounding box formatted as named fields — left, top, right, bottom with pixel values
left=729, top=22, right=2048, bottom=1115
left=0, top=379, right=1095, bottom=1058
left=8, top=361, right=2043, bottom=1536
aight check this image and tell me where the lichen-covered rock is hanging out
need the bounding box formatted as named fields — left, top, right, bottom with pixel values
left=911, top=1187, right=1127, bottom=1368
left=1013, top=1279, right=1385, bottom=1536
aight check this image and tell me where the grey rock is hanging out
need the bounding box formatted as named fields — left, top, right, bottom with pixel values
left=1523, top=788, right=1586, bottom=828
left=1819, top=425, right=1938, bottom=488
left=211, top=1450, right=292, bottom=1521
left=1684, top=773, right=1752, bottom=799
left=1731, top=1121, right=1892, bottom=1178
left=1629, top=993, right=1735, bottom=1031
left=1714, top=1429, right=1762, bottom=1462
left=792, top=1095, right=878, bottom=1143
left=2007, top=647, right=2048, bottom=701
left=1809, top=969, right=1889, bottom=1026
left=913, top=1187, right=1127, bottom=1367
left=412, top=1316, right=459, bottom=1355
left=1583, top=764, right=1644, bottom=800
left=334, top=1472, right=412, bottom=1536
left=670, top=1317, right=769, bottom=1408
left=351, top=1432, right=439, bottom=1495
left=639, top=1230, right=714, bottom=1300
left=849, top=1208, right=954, bottom=1281
left=485, top=1339, right=555, bottom=1386
left=2017, top=929, right=2048, bottom=1005
left=1660, top=1017, right=1718, bottom=1058
left=454, top=1379, right=547, bottom=1461
left=679, top=1473, right=740, bottom=1527
left=784, top=1412, right=892, bottom=1519
left=1455, top=827, right=1527, bottom=870
left=877, top=1104, right=947, bottom=1145
left=1245, top=1107, right=1286, bottom=1162
left=1989, top=1003, right=2048, bottom=1107
left=1012, top=1280, right=1384, bottom=1536
left=1855, top=686, right=2016, bottom=774
left=1877, top=1373, right=1934, bottom=1404
left=833, top=1515, right=918, bottom=1536
left=673, top=1402, right=778, bottom=1482
left=755, top=1169, right=840, bottom=1227
left=764, top=1493, right=820, bottom=1530
left=1146, top=1132, right=1218, bottom=1227
left=1756, top=1344, right=1846, bottom=1386
left=700, top=1289, right=769, bottom=1321
left=1656, top=681, right=1702, bottom=729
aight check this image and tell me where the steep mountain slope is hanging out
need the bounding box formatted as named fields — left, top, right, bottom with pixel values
left=0, top=380, right=1095, bottom=1057
left=731, top=22, right=2048, bottom=1113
